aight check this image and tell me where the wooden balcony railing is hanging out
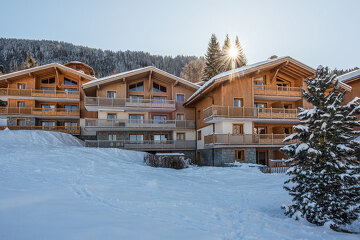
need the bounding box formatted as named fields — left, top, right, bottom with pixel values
left=85, top=118, right=195, bottom=129
left=0, top=126, right=80, bottom=134
left=0, top=88, right=80, bottom=98
left=203, top=105, right=299, bottom=120
left=0, top=107, right=80, bottom=116
left=204, top=134, right=297, bottom=146
left=261, top=159, right=291, bottom=173
left=85, top=140, right=196, bottom=150
left=85, top=97, right=176, bottom=109
left=254, top=85, right=302, bottom=97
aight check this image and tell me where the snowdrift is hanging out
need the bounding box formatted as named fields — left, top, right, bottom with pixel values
left=0, top=129, right=83, bottom=147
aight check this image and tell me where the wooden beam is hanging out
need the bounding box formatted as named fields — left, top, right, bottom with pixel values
left=279, top=68, right=303, bottom=79
left=55, top=67, right=60, bottom=88
left=148, top=71, right=152, bottom=91
left=285, top=64, right=309, bottom=77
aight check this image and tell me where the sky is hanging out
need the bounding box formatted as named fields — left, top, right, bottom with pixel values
left=0, top=0, right=359, bottom=69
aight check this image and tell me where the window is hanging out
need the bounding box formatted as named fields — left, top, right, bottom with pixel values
left=284, top=127, right=290, bottom=134
left=107, top=91, right=116, bottom=98
left=233, top=124, right=244, bottom=135
left=108, top=133, right=117, bottom=141
left=41, top=121, right=55, bottom=127
left=197, top=130, right=202, bottom=140
left=176, top=94, right=185, bottom=102
left=254, top=103, right=266, bottom=108
left=234, top=150, right=245, bottom=162
left=129, top=114, right=144, bottom=123
left=129, top=134, right=143, bottom=142
left=176, top=133, right=185, bottom=140
left=41, top=104, right=55, bottom=112
left=18, top=83, right=26, bottom=89
left=254, top=76, right=265, bottom=85
left=176, top=114, right=185, bottom=120
left=153, top=134, right=167, bottom=143
left=107, top=113, right=117, bottom=120
left=64, top=122, right=78, bottom=127
left=64, top=78, right=77, bottom=85
left=283, top=104, right=291, bottom=109
left=42, top=88, right=55, bottom=94
left=65, top=89, right=77, bottom=92
left=153, top=115, right=166, bottom=122
left=153, top=82, right=167, bottom=93
left=41, top=77, right=55, bottom=84
left=153, top=96, right=166, bottom=103
left=254, top=126, right=267, bottom=135
left=233, top=98, right=243, bottom=107
left=65, top=105, right=78, bottom=112
left=16, top=119, right=26, bottom=126
left=129, top=95, right=144, bottom=103
left=276, top=78, right=290, bottom=87
left=17, top=101, right=26, bottom=108
left=129, top=82, right=144, bottom=92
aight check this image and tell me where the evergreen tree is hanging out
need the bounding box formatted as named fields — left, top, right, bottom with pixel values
left=202, top=34, right=222, bottom=81
left=180, top=59, right=205, bottom=83
left=234, top=36, right=247, bottom=68
left=220, top=34, right=232, bottom=72
left=23, top=54, right=37, bottom=69
left=281, top=66, right=360, bottom=232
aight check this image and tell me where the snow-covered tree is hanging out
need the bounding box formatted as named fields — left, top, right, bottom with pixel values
left=219, top=34, right=232, bottom=72
left=281, top=66, right=360, bottom=232
left=23, top=54, right=37, bottom=69
left=180, top=59, right=205, bottom=83
left=202, top=34, right=222, bottom=81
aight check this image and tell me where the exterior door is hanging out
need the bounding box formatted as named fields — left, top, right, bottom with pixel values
left=232, top=124, right=244, bottom=135
left=256, top=150, right=268, bottom=165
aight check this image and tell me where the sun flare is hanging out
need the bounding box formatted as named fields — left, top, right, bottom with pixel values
left=228, top=46, right=238, bottom=59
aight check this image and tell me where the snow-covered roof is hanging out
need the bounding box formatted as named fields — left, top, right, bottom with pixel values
left=0, top=63, right=96, bottom=81
left=336, top=69, right=360, bottom=83
left=82, top=66, right=199, bottom=90
left=185, top=56, right=314, bottom=105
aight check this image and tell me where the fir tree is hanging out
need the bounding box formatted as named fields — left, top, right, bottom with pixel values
left=202, top=34, right=222, bottom=81
left=234, top=36, right=247, bottom=68
left=23, top=54, right=37, bottom=69
left=281, top=66, right=360, bottom=232
left=220, top=34, right=232, bottom=72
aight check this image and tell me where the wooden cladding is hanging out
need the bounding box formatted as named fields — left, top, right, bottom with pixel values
left=0, top=88, right=80, bottom=99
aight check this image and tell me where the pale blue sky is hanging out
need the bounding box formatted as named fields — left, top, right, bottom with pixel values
left=1, top=0, right=359, bottom=69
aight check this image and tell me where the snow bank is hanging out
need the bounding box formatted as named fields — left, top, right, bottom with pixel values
left=0, top=129, right=83, bottom=147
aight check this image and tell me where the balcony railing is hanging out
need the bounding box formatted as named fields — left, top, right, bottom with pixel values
left=0, top=126, right=80, bottom=134
left=204, top=134, right=297, bottom=146
left=85, top=140, right=196, bottom=150
left=0, top=88, right=80, bottom=99
left=0, top=107, right=80, bottom=117
left=85, top=97, right=176, bottom=110
left=203, top=105, right=299, bottom=120
left=85, top=118, right=195, bottom=129
left=254, top=85, right=302, bottom=97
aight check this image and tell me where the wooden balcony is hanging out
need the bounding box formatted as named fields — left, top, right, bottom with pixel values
left=203, top=105, right=299, bottom=122
left=85, top=97, right=176, bottom=112
left=0, top=88, right=80, bottom=99
left=254, top=85, right=302, bottom=100
left=84, top=118, right=195, bottom=130
left=84, top=140, right=196, bottom=150
left=0, top=126, right=80, bottom=134
left=0, top=107, right=80, bottom=117
left=204, top=134, right=297, bottom=146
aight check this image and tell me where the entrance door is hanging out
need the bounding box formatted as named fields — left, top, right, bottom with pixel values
left=256, top=150, right=268, bottom=165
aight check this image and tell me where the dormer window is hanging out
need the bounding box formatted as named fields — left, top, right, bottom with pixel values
left=153, top=82, right=167, bottom=93
left=129, top=82, right=144, bottom=91
left=64, top=78, right=78, bottom=85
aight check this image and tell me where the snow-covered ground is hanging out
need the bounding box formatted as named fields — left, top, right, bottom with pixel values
left=0, top=130, right=358, bottom=240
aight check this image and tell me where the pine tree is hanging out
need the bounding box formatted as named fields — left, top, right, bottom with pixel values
left=202, top=34, right=222, bottom=81
left=234, top=36, right=247, bottom=68
left=220, top=34, right=232, bottom=72
left=281, top=66, right=360, bottom=232
left=23, top=54, right=37, bottom=69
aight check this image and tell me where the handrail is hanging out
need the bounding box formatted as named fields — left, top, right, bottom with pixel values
left=0, top=107, right=80, bottom=116
left=203, top=105, right=299, bottom=120
left=0, top=126, right=80, bottom=133
left=204, top=133, right=297, bottom=145
left=84, top=139, right=196, bottom=149
left=84, top=118, right=195, bottom=129
left=254, top=85, right=302, bottom=97
left=0, top=88, right=80, bottom=98
left=85, top=96, right=176, bottom=108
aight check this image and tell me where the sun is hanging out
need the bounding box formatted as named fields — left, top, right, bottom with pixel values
left=228, top=46, right=238, bottom=59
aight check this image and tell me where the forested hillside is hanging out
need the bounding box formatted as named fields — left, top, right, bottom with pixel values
left=0, top=38, right=198, bottom=77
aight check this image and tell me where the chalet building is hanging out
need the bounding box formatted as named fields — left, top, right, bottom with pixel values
left=81, top=66, right=199, bottom=159
left=0, top=62, right=96, bottom=134
left=336, top=69, right=360, bottom=104
left=184, top=57, right=317, bottom=166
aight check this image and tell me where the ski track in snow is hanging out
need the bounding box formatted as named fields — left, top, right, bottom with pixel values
left=0, top=130, right=359, bottom=240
